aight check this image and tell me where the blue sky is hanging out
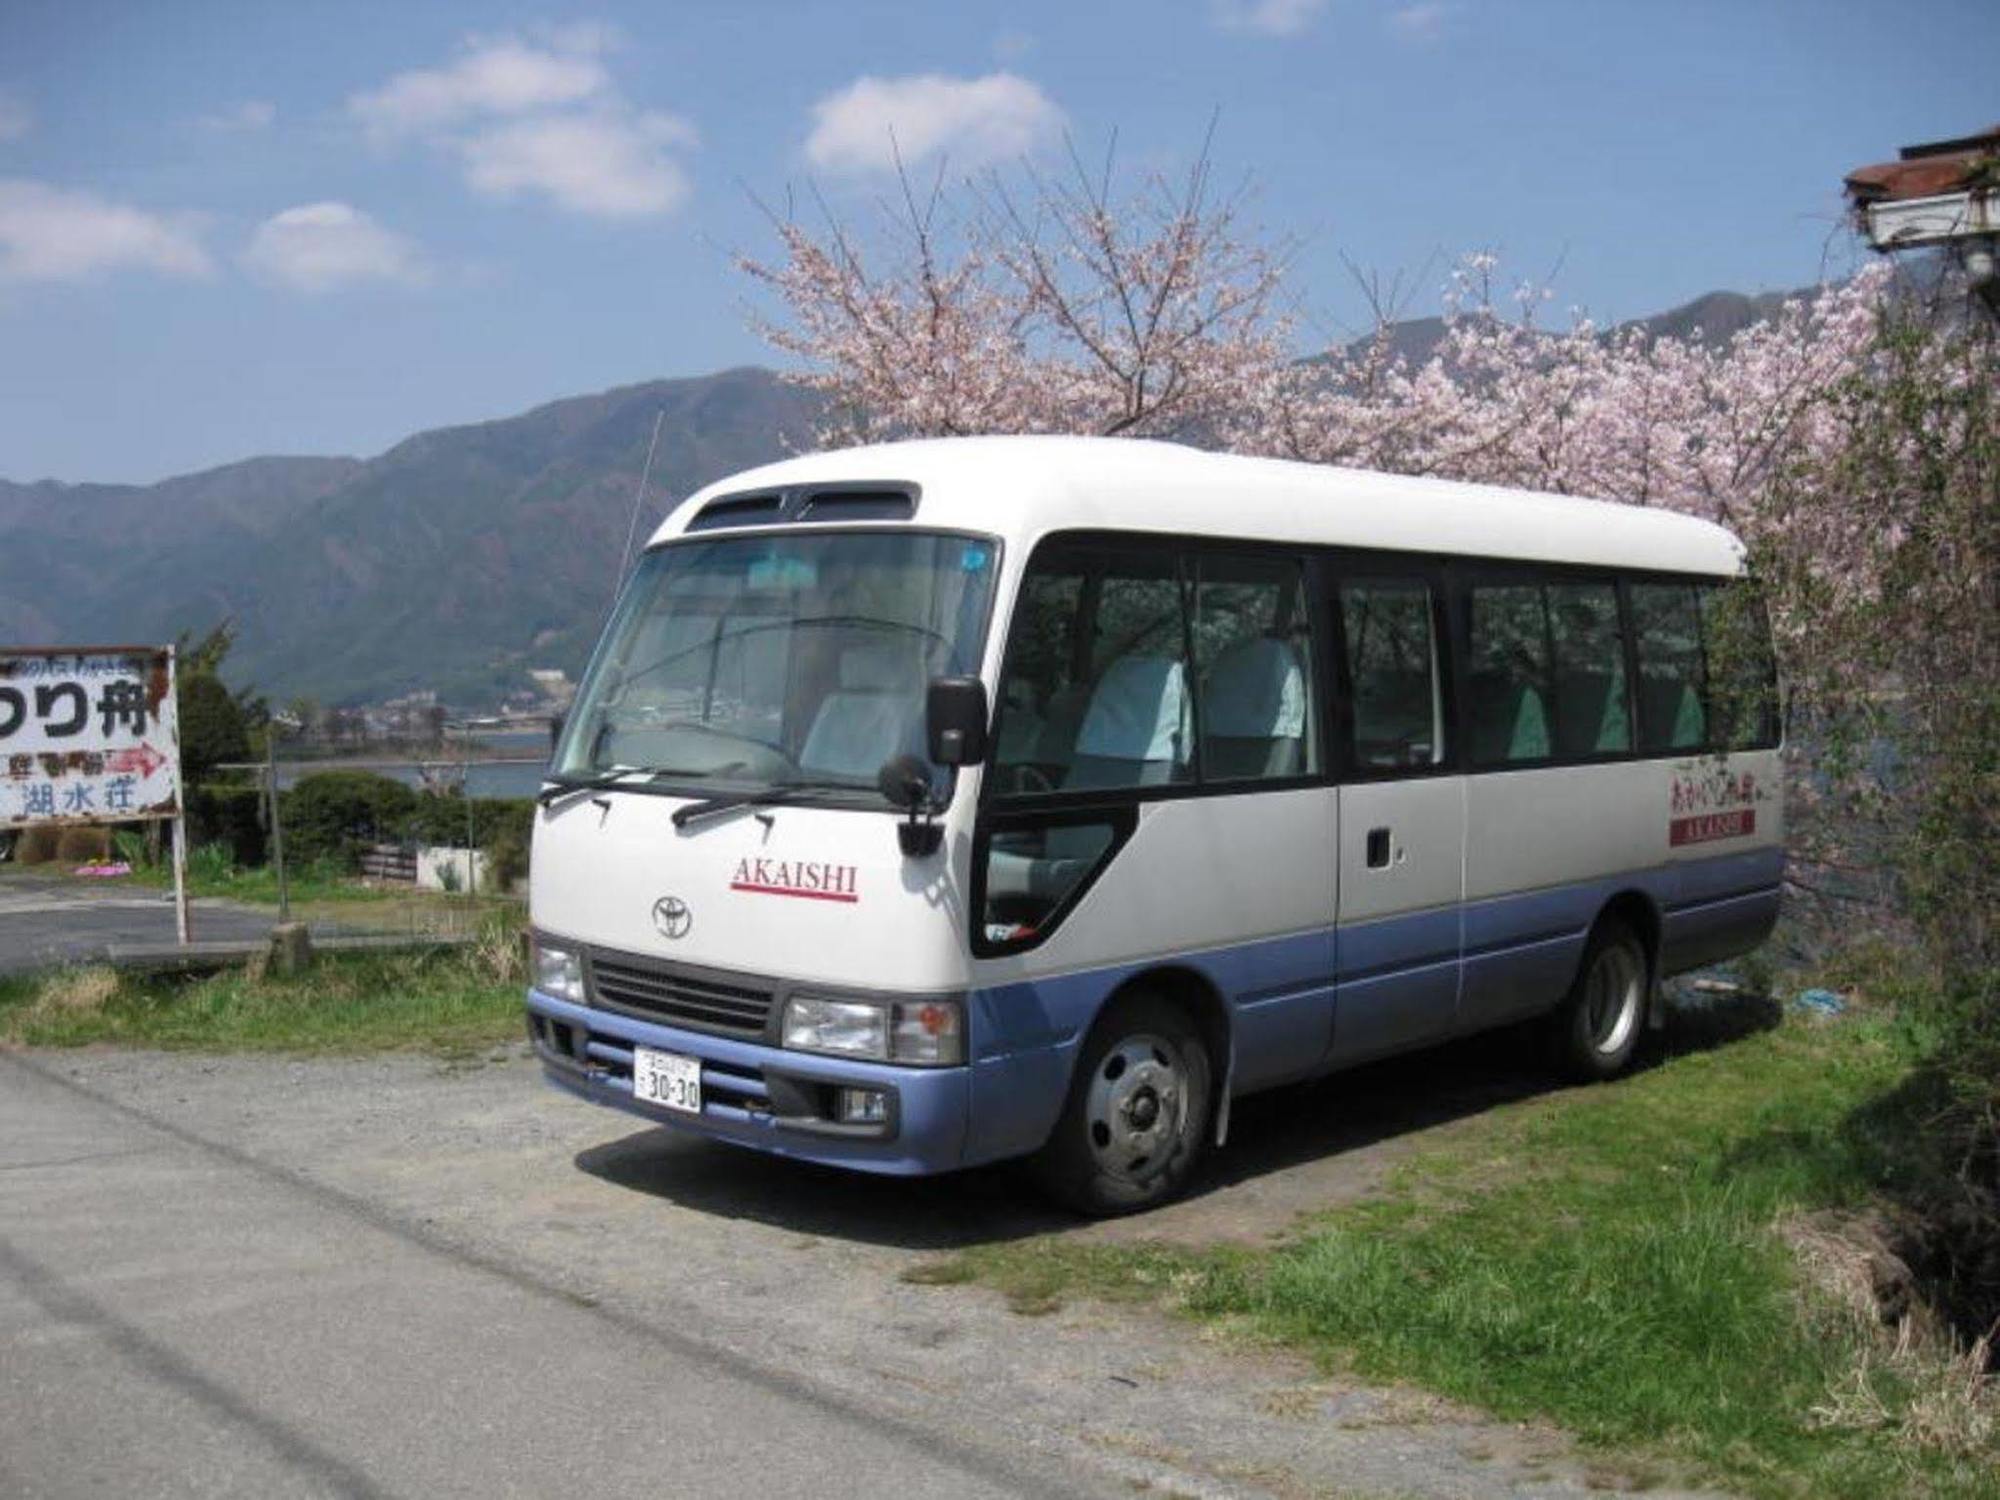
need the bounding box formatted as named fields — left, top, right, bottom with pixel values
left=2, top=0, right=1994, bottom=484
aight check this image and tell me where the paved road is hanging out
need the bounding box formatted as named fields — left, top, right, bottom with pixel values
left=0, top=871, right=281, bottom=975
left=0, top=1053, right=1089, bottom=1500
left=0, top=1045, right=1721, bottom=1500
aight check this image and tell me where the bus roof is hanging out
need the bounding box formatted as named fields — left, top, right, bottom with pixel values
left=654, top=435, right=1746, bottom=577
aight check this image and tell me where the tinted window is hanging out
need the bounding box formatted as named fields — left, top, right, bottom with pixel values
left=979, top=816, right=1121, bottom=949
left=992, top=545, right=1192, bottom=795
left=992, top=540, right=1322, bottom=795
left=1467, top=584, right=1552, bottom=766
left=1341, top=578, right=1443, bottom=769
left=1194, top=554, right=1318, bottom=782
left=1630, top=582, right=1708, bottom=752
left=1547, top=582, right=1632, bottom=756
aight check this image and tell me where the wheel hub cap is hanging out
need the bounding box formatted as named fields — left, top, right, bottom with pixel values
left=1086, top=1035, right=1188, bottom=1184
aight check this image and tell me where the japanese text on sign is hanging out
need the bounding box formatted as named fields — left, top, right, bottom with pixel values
left=0, top=648, right=181, bottom=829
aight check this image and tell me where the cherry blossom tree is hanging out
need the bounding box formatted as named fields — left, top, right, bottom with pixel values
left=736, top=134, right=1290, bottom=442
left=740, top=152, right=1991, bottom=952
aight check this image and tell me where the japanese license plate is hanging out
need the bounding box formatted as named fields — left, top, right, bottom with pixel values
left=632, top=1046, right=701, bottom=1114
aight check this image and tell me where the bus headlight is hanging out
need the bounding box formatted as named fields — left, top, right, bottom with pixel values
left=532, top=938, right=585, bottom=1004
left=781, top=994, right=964, bottom=1066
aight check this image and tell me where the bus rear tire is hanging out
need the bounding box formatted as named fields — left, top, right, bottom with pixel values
left=1033, top=992, right=1212, bottom=1217
left=1550, top=918, right=1648, bottom=1082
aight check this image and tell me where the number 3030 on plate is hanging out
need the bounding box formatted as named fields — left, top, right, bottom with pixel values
left=633, top=1046, right=701, bottom=1114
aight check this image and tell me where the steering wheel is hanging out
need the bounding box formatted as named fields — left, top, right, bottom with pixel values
left=1003, top=763, right=1059, bottom=795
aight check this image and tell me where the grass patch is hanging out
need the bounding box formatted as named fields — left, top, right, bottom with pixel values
left=120, top=854, right=456, bottom=907
left=922, top=1006, right=1997, bottom=1499
left=0, top=923, right=526, bottom=1056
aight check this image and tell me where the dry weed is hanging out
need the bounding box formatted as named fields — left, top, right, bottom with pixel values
left=1787, top=1210, right=2000, bottom=1459
left=469, top=919, right=527, bottom=986
left=38, top=966, right=120, bottom=1014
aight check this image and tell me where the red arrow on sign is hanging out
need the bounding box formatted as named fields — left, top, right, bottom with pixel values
left=106, top=743, right=167, bottom=778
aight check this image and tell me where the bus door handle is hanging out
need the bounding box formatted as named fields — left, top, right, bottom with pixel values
left=1365, top=827, right=1392, bottom=869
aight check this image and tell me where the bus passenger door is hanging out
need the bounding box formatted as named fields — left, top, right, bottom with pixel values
left=1327, top=570, right=1465, bottom=1066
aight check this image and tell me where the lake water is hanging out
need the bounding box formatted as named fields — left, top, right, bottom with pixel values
left=272, top=730, right=552, bottom=801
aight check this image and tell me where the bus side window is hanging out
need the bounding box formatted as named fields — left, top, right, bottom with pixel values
left=1194, top=554, right=1317, bottom=782
left=1546, top=581, right=1632, bottom=757
left=1340, top=578, right=1443, bottom=770
left=1630, top=582, right=1708, bottom=752
left=1466, top=584, right=1553, bottom=766
left=991, top=547, right=1192, bottom=795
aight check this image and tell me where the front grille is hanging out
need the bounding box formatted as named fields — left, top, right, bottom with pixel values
left=588, top=954, right=774, bottom=1037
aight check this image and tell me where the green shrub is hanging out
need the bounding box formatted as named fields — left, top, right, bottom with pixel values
left=279, top=771, right=420, bottom=871
left=177, top=672, right=252, bottom=781
left=186, top=842, right=235, bottom=883
left=185, top=783, right=267, bottom=867
left=401, top=793, right=534, bottom=891
left=402, top=793, right=534, bottom=851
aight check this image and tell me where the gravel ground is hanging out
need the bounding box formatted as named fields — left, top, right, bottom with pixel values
left=1, top=1039, right=1734, bottom=1499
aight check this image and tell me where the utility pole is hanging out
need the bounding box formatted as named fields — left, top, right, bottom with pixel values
left=265, top=729, right=290, bottom=924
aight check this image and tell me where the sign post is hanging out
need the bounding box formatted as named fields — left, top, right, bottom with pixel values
left=0, top=644, right=187, bottom=943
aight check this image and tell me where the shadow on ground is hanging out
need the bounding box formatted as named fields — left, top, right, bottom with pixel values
left=575, top=989, right=1782, bottom=1252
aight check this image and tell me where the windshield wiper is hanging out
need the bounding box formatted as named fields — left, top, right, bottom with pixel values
left=538, top=763, right=744, bottom=809
left=670, top=778, right=866, bottom=830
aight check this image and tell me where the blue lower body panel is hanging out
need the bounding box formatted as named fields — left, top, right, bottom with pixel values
left=529, top=847, right=1783, bottom=1179
left=1661, top=845, right=1784, bottom=974
left=525, top=989, right=970, bottom=1175
left=961, top=927, right=1338, bottom=1166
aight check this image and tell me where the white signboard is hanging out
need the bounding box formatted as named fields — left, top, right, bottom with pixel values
left=0, top=646, right=181, bottom=830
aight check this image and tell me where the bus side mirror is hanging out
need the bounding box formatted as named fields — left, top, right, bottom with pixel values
left=548, top=711, right=566, bottom=756
left=927, top=677, right=989, bottom=767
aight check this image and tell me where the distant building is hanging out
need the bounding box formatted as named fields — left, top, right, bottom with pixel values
left=525, top=668, right=576, bottom=710
left=1845, top=123, right=2000, bottom=313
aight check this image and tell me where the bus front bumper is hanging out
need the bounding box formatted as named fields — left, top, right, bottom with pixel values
left=524, top=988, right=971, bottom=1175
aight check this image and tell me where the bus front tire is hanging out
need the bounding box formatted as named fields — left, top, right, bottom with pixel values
left=1033, top=993, right=1213, bottom=1217
left=1550, top=918, right=1649, bottom=1082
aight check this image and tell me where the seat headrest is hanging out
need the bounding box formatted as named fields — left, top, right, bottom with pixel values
left=1076, top=657, right=1189, bottom=762
left=1204, top=637, right=1306, bottom=738
left=838, top=645, right=912, bottom=691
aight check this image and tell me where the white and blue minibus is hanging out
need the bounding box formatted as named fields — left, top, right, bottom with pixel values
left=527, top=437, right=1781, bottom=1213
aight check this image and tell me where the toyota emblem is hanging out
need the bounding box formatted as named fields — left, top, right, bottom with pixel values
left=652, top=896, right=692, bottom=940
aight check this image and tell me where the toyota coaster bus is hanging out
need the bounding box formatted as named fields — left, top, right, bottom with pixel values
left=527, top=436, right=1781, bottom=1214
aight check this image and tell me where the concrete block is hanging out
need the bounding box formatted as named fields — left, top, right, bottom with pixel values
left=268, top=922, right=313, bottom=976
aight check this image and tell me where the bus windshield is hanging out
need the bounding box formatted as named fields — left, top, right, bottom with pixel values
left=554, top=529, right=999, bottom=798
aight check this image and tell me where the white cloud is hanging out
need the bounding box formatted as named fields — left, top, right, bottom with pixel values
left=0, top=91, right=30, bottom=142
left=460, top=110, right=694, bottom=217
left=0, top=179, right=212, bottom=283
left=241, top=201, right=425, bottom=292
left=349, top=33, right=611, bottom=139
left=1212, top=0, right=1329, bottom=36
left=199, top=99, right=276, bottom=133
left=346, top=29, right=695, bottom=219
left=805, top=72, right=1063, bottom=176
left=1386, top=2, right=1455, bottom=41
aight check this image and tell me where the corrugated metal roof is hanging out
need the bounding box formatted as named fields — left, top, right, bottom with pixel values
left=1845, top=124, right=2000, bottom=205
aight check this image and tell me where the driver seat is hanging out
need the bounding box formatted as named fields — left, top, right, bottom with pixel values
left=799, top=647, right=920, bottom=778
